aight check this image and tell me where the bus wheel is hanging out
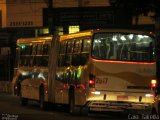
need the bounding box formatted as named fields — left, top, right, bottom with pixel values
left=20, top=94, right=28, bottom=106
left=69, top=87, right=75, bottom=114
left=20, top=97, right=28, bottom=106
left=158, top=102, right=160, bottom=114
left=20, top=86, right=28, bottom=106
left=39, top=86, right=47, bottom=110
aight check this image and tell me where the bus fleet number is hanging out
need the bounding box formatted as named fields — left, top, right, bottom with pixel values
left=96, top=77, right=108, bottom=84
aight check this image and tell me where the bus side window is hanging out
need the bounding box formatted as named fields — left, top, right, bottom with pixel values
left=37, top=44, right=43, bottom=55
left=32, top=44, right=36, bottom=66
left=19, top=45, right=32, bottom=66
left=32, top=43, right=45, bottom=66
left=59, top=41, right=67, bottom=67
left=73, top=39, right=82, bottom=53
left=66, top=41, right=74, bottom=66
left=43, top=44, right=49, bottom=55
left=80, top=38, right=91, bottom=65
left=82, top=38, right=91, bottom=52
left=32, top=44, right=37, bottom=55
left=72, top=39, right=82, bottom=66
left=41, top=44, right=50, bottom=66
left=36, top=44, right=43, bottom=66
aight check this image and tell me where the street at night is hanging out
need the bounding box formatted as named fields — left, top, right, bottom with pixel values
left=1, top=1, right=160, bottom=120
left=1, top=92, right=160, bottom=120
left=0, top=93, right=129, bottom=120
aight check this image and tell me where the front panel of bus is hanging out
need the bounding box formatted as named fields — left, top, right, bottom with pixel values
left=87, top=30, right=156, bottom=113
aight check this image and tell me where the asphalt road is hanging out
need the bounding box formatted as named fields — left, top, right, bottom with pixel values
left=0, top=93, right=129, bottom=120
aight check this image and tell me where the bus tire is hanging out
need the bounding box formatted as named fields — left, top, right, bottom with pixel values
left=20, top=97, right=28, bottom=106
left=20, top=85, right=28, bottom=106
left=158, top=102, right=160, bottom=114
left=69, top=87, right=76, bottom=114
left=39, top=86, right=47, bottom=110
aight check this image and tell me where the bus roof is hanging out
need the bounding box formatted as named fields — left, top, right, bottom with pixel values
left=17, top=28, right=153, bottom=44
left=94, top=28, right=152, bottom=34
left=59, top=28, right=153, bottom=41
left=17, top=36, right=53, bottom=44
left=60, top=30, right=93, bottom=41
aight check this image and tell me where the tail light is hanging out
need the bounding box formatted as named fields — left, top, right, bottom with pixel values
left=45, top=90, right=48, bottom=94
left=89, top=74, right=95, bottom=88
left=89, top=80, right=95, bottom=87
left=151, top=79, right=157, bottom=90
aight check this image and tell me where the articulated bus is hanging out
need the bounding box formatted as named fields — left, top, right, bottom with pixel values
left=13, top=29, right=160, bottom=114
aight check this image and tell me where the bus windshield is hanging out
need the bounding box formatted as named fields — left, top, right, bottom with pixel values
left=92, top=32, right=155, bottom=62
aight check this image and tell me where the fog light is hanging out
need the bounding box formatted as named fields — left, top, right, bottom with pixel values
left=91, top=91, right=100, bottom=95
left=145, top=93, right=154, bottom=97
